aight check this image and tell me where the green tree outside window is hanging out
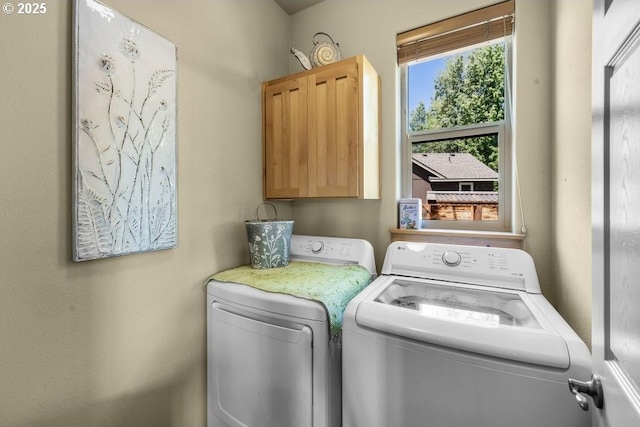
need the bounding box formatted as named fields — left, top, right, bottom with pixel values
left=409, top=43, right=505, bottom=173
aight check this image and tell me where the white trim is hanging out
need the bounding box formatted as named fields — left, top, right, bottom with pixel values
left=428, top=178, right=496, bottom=183
left=459, top=182, right=474, bottom=191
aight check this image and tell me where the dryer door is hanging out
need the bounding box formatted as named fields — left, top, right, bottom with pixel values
left=210, top=303, right=313, bottom=427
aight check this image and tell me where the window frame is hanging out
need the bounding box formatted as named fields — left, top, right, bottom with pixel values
left=459, top=182, right=474, bottom=192
left=400, top=38, right=513, bottom=232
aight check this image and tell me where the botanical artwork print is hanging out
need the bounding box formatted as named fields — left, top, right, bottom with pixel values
left=73, top=0, right=177, bottom=261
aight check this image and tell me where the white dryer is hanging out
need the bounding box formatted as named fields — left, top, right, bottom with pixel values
left=207, top=235, right=376, bottom=427
left=343, top=241, right=592, bottom=427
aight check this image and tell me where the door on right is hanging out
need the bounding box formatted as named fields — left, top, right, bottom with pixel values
left=592, top=0, right=640, bottom=425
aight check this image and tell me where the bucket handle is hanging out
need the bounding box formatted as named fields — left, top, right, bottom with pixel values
left=255, top=203, right=278, bottom=220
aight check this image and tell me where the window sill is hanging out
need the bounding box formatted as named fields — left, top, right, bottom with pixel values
left=390, top=228, right=525, bottom=249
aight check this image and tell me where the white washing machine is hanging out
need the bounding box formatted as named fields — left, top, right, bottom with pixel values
left=343, top=241, right=592, bottom=427
left=207, top=235, right=376, bottom=427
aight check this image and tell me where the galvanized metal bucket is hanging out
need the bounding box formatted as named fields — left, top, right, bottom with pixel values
left=245, top=203, right=294, bottom=269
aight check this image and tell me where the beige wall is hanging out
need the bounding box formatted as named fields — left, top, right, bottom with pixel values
left=287, top=0, right=552, bottom=282
left=0, top=1, right=289, bottom=426
left=0, top=0, right=594, bottom=425
left=289, top=0, right=592, bottom=345
left=551, top=0, right=593, bottom=347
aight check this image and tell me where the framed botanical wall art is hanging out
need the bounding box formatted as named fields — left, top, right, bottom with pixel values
left=73, top=0, right=177, bottom=261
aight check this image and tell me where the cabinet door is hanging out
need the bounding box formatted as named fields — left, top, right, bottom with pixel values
left=308, top=61, right=360, bottom=197
left=264, top=77, right=308, bottom=198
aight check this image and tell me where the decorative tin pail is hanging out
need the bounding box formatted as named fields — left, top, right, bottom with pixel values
left=245, top=203, right=294, bottom=269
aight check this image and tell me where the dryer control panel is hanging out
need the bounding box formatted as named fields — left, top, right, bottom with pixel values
left=290, top=235, right=377, bottom=276
left=381, top=242, right=540, bottom=293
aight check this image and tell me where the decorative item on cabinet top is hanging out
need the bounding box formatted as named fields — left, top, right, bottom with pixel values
left=290, top=47, right=312, bottom=70
left=310, top=32, right=342, bottom=66
left=262, top=55, right=380, bottom=200
left=290, top=32, right=342, bottom=70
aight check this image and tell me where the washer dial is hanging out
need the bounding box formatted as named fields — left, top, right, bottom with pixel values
left=442, top=251, right=462, bottom=267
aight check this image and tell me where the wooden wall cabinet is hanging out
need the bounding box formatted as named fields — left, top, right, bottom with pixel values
left=262, top=55, right=380, bottom=199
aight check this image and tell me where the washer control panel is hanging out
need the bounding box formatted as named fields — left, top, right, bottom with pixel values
left=382, top=242, right=540, bottom=293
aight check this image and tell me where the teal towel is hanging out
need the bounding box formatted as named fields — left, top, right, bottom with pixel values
left=209, top=261, right=372, bottom=338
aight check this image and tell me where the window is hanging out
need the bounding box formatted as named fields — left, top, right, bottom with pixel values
left=459, top=183, right=473, bottom=192
left=398, top=0, right=514, bottom=231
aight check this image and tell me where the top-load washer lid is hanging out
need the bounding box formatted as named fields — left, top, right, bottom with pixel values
left=376, top=279, right=541, bottom=329
left=354, top=241, right=571, bottom=369
left=356, top=277, right=570, bottom=368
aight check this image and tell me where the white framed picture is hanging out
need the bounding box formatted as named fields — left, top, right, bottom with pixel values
left=73, top=0, right=177, bottom=261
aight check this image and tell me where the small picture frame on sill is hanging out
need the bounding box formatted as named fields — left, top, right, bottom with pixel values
left=399, top=198, right=422, bottom=230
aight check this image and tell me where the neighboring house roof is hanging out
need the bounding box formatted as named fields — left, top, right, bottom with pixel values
left=427, top=191, right=499, bottom=204
left=412, top=153, right=498, bottom=180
